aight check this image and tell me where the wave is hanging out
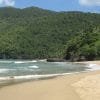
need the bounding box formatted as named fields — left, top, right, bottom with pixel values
left=14, top=61, right=25, bottom=64
left=0, top=69, right=11, bottom=73
left=28, top=65, right=39, bottom=69
left=0, top=72, right=81, bottom=81
left=0, top=74, right=58, bottom=81
left=38, top=59, right=47, bottom=62
left=14, top=60, right=37, bottom=64
left=31, top=60, right=37, bottom=63
left=86, top=64, right=100, bottom=71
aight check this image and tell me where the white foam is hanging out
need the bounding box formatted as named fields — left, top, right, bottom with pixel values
left=0, top=74, right=58, bottom=81
left=0, top=72, right=82, bottom=81
left=14, top=61, right=25, bottom=64
left=14, top=74, right=59, bottom=79
left=31, top=60, right=37, bottom=63
left=38, top=59, right=47, bottom=62
left=28, top=65, right=39, bottom=69
left=0, top=69, right=10, bottom=73
left=14, top=60, right=37, bottom=64
left=86, top=64, right=100, bottom=71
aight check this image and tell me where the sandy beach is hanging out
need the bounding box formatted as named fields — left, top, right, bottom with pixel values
left=0, top=61, right=100, bottom=100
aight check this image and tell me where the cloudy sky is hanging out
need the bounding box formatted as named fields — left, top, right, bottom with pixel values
left=0, top=0, right=100, bottom=12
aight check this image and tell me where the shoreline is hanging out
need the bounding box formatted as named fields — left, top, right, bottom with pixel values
left=0, top=70, right=100, bottom=100
left=0, top=60, right=99, bottom=83
left=0, top=61, right=100, bottom=100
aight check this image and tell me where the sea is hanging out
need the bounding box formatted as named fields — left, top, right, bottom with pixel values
left=0, top=59, right=100, bottom=86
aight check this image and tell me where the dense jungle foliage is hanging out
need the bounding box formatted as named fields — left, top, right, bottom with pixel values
left=0, top=7, right=100, bottom=60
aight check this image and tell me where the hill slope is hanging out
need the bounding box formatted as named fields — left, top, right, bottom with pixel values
left=0, top=7, right=100, bottom=60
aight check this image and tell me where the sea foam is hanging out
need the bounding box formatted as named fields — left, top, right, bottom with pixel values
left=0, top=69, right=10, bottom=73
left=14, top=60, right=37, bottom=64
left=86, top=64, right=100, bottom=71
left=0, top=72, right=82, bottom=81
left=0, top=74, right=59, bottom=81
left=28, top=65, right=39, bottom=69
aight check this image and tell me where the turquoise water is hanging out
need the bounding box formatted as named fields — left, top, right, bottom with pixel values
left=0, top=60, right=89, bottom=82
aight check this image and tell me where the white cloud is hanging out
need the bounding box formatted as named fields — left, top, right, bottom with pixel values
left=0, top=0, right=15, bottom=6
left=79, top=0, right=100, bottom=6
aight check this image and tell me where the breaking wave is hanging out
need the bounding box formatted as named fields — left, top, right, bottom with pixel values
left=0, top=69, right=13, bottom=73
left=28, top=65, right=39, bottom=69
left=86, top=64, right=100, bottom=71
left=0, top=72, right=80, bottom=81
left=14, top=60, right=37, bottom=64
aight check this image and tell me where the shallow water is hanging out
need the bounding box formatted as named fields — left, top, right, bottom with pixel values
left=0, top=59, right=91, bottom=84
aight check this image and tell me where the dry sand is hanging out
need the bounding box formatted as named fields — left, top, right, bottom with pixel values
left=0, top=61, right=100, bottom=100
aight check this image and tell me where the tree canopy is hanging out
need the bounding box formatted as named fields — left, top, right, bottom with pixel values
left=0, top=7, right=100, bottom=60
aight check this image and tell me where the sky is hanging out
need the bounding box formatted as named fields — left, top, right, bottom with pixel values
left=0, top=0, right=100, bottom=13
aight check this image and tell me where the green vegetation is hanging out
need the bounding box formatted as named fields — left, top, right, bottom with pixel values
left=0, top=7, right=100, bottom=60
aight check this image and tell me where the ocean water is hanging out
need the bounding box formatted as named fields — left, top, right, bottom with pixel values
left=0, top=59, right=98, bottom=84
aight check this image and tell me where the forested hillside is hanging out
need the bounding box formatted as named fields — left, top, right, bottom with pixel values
left=0, top=7, right=100, bottom=60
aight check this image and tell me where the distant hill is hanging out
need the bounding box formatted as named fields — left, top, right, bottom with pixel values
left=0, top=7, right=100, bottom=60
